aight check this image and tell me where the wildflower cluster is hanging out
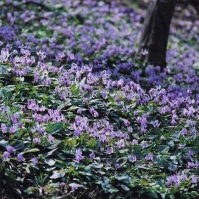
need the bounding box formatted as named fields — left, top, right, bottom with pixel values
left=0, top=0, right=199, bottom=198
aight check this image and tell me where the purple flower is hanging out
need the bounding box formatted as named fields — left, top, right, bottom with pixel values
left=134, top=111, right=138, bottom=116
left=145, top=154, right=154, bottom=162
left=48, top=135, right=54, bottom=142
left=33, top=137, right=41, bottom=144
left=1, top=123, right=7, bottom=133
left=129, top=155, right=137, bottom=162
left=2, top=151, right=10, bottom=160
left=187, top=150, right=194, bottom=158
left=77, top=108, right=82, bottom=114
left=106, top=147, right=114, bottom=154
left=106, top=161, right=111, bottom=167
left=114, top=96, right=120, bottom=102
left=74, top=129, right=82, bottom=137
left=75, top=149, right=83, bottom=163
left=171, top=120, right=177, bottom=126
left=9, top=125, right=17, bottom=133
left=56, top=51, right=65, bottom=61
left=141, top=49, right=148, bottom=55
left=127, top=126, right=133, bottom=133
left=60, top=182, right=66, bottom=187
left=150, top=120, right=160, bottom=128
left=27, top=99, right=39, bottom=111
left=9, top=112, right=20, bottom=124
left=89, top=108, right=99, bottom=118
left=187, top=162, right=196, bottom=168
left=132, top=139, right=138, bottom=145
left=116, top=139, right=125, bottom=148
left=187, top=161, right=199, bottom=169
left=117, top=79, right=124, bottom=87
left=38, top=128, right=45, bottom=135
left=178, top=144, right=185, bottom=149
left=70, top=183, right=78, bottom=191
left=31, top=157, right=38, bottom=165
left=89, top=152, right=95, bottom=160
left=67, top=52, right=75, bottom=60
left=160, top=135, right=165, bottom=140
left=140, top=141, right=148, bottom=148
left=0, top=48, right=9, bottom=63
left=101, top=91, right=107, bottom=99
left=166, top=174, right=180, bottom=187
left=6, top=145, right=15, bottom=153
left=115, top=163, right=121, bottom=169
left=36, top=50, right=46, bottom=61
left=99, top=134, right=108, bottom=143
left=180, top=174, right=188, bottom=181
left=55, top=86, right=61, bottom=94
left=123, top=119, right=130, bottom=126
left=191, top=176, right=197, bottom=183
left=17, top=154, right=25, bottom=162
left=137, top=114, right=148, bottom=133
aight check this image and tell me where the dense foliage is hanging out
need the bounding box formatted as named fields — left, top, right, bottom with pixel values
left=0, top=0, right=199, bottom=198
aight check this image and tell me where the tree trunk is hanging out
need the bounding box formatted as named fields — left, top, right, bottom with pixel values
left=137, top=0, right=176, bottom=69
left=190, top=0, right=199, bottom=14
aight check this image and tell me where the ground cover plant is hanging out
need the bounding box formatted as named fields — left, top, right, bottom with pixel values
left=0, top=0, right=199, bottom=198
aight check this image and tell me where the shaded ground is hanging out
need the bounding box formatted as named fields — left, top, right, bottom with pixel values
left=0, top=1, right=199, bottom=199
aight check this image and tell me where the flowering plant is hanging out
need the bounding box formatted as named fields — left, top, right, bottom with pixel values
left=0, top=0, right=199, bottom=199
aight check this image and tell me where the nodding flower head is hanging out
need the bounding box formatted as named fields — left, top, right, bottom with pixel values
left=129, top=155, right=137, bottom=163
left=0, top=48, right=9, bottom=63
left=31, top=157, right=38, bottom=165
left=17, top=154, right=25, bottom=162
left=6, top=145, right=15, bottom=153
left=2, top=151, right=10, bottom=160
left=75, top=149, right=83, bottom=163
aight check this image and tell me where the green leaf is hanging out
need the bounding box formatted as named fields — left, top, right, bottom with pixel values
left=156, top=156, right=168, bottom=169
left=21, top=119, right=33, bottom=124
left=95, top=181, right=103, bottom=184
left=119, top=149, right=128, bottom=154
left=160, top=193, right=166, bottom=199
left=46, top=122, right=63, bottom=134
left=157, top=145, right=170, bottom=153
left=0, top=140, right=8, bottom=147
left=69, top=139, right=76, bottom=147
left=47, top=140, right=61, bottom=149
left=57, top=153, right=66, bottom=160
left=68, top=167, right=75, bottom=173
left=69, top=183, right=86, bottom=189
left=115, top=175, right=129, bottom=181
left=0, top=88, right=12, bottom=104
left=26, top=187, right=38, bottom=194
left=149, top=192, right=159, bottom=198
left=67, top=106, right=79, bottom=111
left=45, top=148, right=58, bottom=157
left=44, top=159, right=56, bottom=166
left=24, top=148, right=40, bottom=153
left=140, top=180, right=148, bottom=186
left=70, top=84, right=79, bottom=95
left=167, top=141, right=175, bottom=148
left=188, top=191, right=199, bottom=196
left=90, top=163, right=103, bottom=168
left=10, top=140, right=24, bottom=150
left=108, top=188, right=119, bottom=193
left=79, top=171, right=92, bottom=176
left=136, top=165, right=150, bottom=170
left=50, top=170, right=67, bottom=179
left=88, top=138, right=96, bottom=148
left=0, top=65, right=8, bottom=75
left=152, top=174, right=167, bottom=179
left=121, top=184, right=130, bottom=191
